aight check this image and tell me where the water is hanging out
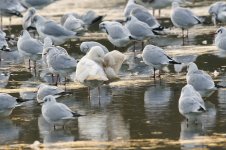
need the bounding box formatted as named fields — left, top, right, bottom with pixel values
left=1, top=0, right=226, bottom=149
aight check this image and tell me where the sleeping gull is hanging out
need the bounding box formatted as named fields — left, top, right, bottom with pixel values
left=99, top=21, right=133, bottom=48
left=142, top=44, right=180, bottom=78
left=104, top=50, right=126, bottom=80
left=171, top=1, right=202, bottom=37
left=17, top=30, right=43, bottom=69
left=37, top=83, right=65, bottom=103
left=215, top=27, right=226, bottom=51
left=178, top=84, right=206, bottom=122
left=186, top=62, right=217, bottom=97
left=208, top=1, right=226, bottom=26
left=0, top=93, right=22, bottom=117
left=75, top=46, right=108, bottom=98
left=32, top=15, right=78, bottom=45
left=80, top=41, right=109, bottom=54
left=41, top=95, right=83, bottom=129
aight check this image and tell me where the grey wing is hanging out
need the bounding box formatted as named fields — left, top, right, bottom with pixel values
left=42, top=21, right=75, bottom=36
left=127, top=22, right=152, bottom=37
left=52, top=54, right=77, bottom=70
left=179, top=8, right=200, bottom=24
left=135, top=10, right=159, bottom=27
left=107, top=26, right=128, bottom=39
left=19, top=39, right=43, bottom=54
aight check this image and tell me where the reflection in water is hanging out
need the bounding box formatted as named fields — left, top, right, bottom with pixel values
left=78, top=112, right=130, bottom=141
left=144, top=84, right=171, bottom=122
left=0, top=119, right=20, bottom=144
left=0, top=71, right=10, bottom=88
left=38, top=115, right=75, bottom=143
left=19, top=77, right=39, bottom=100
left=174, top=55, right=197, bottom=73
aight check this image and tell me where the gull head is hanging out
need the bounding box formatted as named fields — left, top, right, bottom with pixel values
left=187, top=62, right=198, bottom=73
left=86, top=46, right=105, bottom=65
left=20, top=30, right=31, bottom=38
left=181, top=84, right=196, bottom=97
left=172, top=1, right=180, bottom=8
left=32, top=15, right=46, bottom=27
left=42, top=95, right=56, bottom=105
left=28, top=7, right=36, bottom=15
left=215, top=27, right=226, bottom=36
left=80, top=42, right=90, bottom=54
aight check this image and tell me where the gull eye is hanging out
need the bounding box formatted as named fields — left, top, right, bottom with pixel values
left=217, top=29, right=222, bottom=34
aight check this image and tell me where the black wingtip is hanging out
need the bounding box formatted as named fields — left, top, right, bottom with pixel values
left=198, top=106, right=206, bottom=112
left=215, top=84, right=226, bottom=88
left=72, top=112, right=86, bottom=117
left=16, top=98, right=30, bottom=103
left=170, top=60, right=181, bottom=64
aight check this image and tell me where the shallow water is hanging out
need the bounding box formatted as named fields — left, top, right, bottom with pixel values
left=0, top=0, right=226, bottom=149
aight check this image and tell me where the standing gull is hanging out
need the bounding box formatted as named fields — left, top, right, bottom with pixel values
left=41, top=95, right=83, bottom=129
left=17, top=30, right=43, bottom=69
left=37, top=83, right=65, bottom=103
left=215, top=27, right=226, bottom=51
left=124, top=0, right=147, bottom=18
left=171, top=1, right=202, bottom=37
left=22, top=7, right=36, bottom=31
left=32, top=15, right=78, bottom=45
left=99, top=21, right=133, bottom=48
left=179, top=84, right=206, bottom=122
left=208, top=1, right=226, bottom=26
left=142, top=44, right=180, bottom=78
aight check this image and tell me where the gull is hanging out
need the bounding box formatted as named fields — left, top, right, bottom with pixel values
left=37, top=83, right=65, bottom=103
left=124, top=0, right=147, bottom=18
left=63, top=15, right=86, bottom=35
left=17, top=30, right=43, bottom=69
left=104, top=50, right=126, bottom=80
left=44, top=43, right=77, bottom=85
left=32, top=15, right=78, bottom=45
left=61, top=11, right=104, bottom=28
left=0, top=30, right=10, bottom=52
left=41, top=95, right=83, bottom=129
left=171, top=1, right=202, bottom=37
left=147, top=0, right=172, bottom=17
left=20, top=0, right=58, bottom=9
left=178, top=84, right=206, bottom=122
left=0, top=93, right=22, bottom=117
left=0, top=0, right=25, bottom=28
left=80, top=41, right=109, bottom=54
left=215, top=27, right=226, bottom=51
left=186, top=62, right=217, bottom=97
left=22, top=7, right=36, bottom=31
left=125, top=15, right=155, bottom=50
left=209, top=1, right=226, bottom=26
left=99, top=21, right=133, bottom=48
left=130, top=7, right=165, bottom=34
left=142, top=44, right=180, bottom=78
left=75, top=46, right=108, bottom=97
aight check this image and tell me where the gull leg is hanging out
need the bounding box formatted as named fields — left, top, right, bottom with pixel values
left=158, top=9, right=161, bottom=17
left=141, top=41, right=144, bottom=50
left=88, top=86, right=90, bottom=101
left=186, top=29, right=189, bottom=38
left=98, top=86, right=101, bottom=105
left=152, top=9, right=155, bottom=16
left=55, top=74, right=59, bottom=86
left=28, top=59, right=31, bottom=69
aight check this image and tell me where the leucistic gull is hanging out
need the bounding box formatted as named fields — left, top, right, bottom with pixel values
left=0, top=93, right=22, bottom=117
left=80, top=41, right=109, bottom=54
left=37, top=83, right=65, bottom=103
left=171, top=1, right=202, bottom=37
left=22, top=7, right=36, bottom=30
left=17, top=30, right=43, bottom=69
left=99, top=21, right=133, bottom=48
left=75, top=46, right=108, bottom=98
left=32, top=15, right=78, bottom=45
left=186, top=62, right=217, bottom=97
left=178, top=84, right=206, bottom=122
left=41, top=95, right=83, bottom=129
left=208, top=1, right=226, bottom=26
left=142, top=44, right=180, bottom=78
left=104, top=50, right=126, bottom=80
left=215, top=27, right=226, bottom=51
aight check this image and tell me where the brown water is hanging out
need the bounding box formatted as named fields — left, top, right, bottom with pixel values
left=0, top=0, right=226, bottom=149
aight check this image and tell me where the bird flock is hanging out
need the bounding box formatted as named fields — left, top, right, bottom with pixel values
left=0, top=0, right=225, bottom=130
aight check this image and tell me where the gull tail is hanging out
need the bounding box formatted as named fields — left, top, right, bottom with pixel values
left=91, top=15, right=106, bottom=24
left=198, top=106, right=206, bottom=112
left=72, top=112, right=86, bottom=117
left=165, top=54, right=181, bottom=64
left=215, top=84, right=226, bottom=88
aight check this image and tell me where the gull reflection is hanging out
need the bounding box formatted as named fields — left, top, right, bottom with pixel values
left=19, top=77, right=39, bottom=100
left=38, top=115, right=75, bottom=143
left=174, top=55, right=197, bottom=73
left=0, top=71, right=10, bottom=88
left=144, top=84, right=171, bottom=122
left=0, top=119, right=20, bottom=144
